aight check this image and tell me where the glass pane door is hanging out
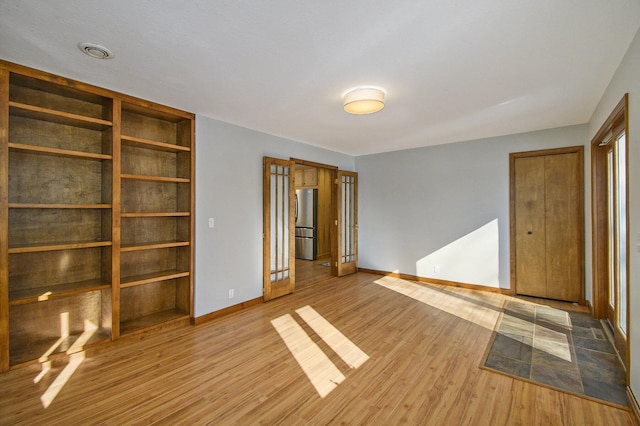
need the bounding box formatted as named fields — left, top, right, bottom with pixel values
left=337, top=171, right=357, bottom=276
left=263, top=157, right=295, bottom=300
left=605, top=128, right=628, bottom=361
left=614, top=132, right=627, bottom=335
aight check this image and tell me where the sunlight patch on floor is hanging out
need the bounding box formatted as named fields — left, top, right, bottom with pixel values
left=272, top=313, right=345, bottom=398
left=40, top=352, right=85, bottom=408
left=374, top=276, right=500, bottom=331
left=533, top=324, right=572, bottom=362
left=295, top=305, right=369, bottom=369
left=272, top=306, right=369, bottom=398
left=36, top=315, right=96, bottom=407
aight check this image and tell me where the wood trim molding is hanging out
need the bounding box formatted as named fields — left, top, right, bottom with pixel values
left=592, top=95, right=627, bottom=148
left=590, top=94, right=628, bottom=320
left=628, top=387, right=640, bottom=423
left=358, top=268, right=515, bottom=295
left=0, top=59, right=194, bottom=120
left=290, top=158, right=339, bottom=170
left=192, top=297, right=263, bottom=326
left=590, top=94, right=630, bottom=381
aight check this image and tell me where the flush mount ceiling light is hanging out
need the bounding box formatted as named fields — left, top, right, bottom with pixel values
left=343, top=87, right=385, bottom=114
left=78, top=42, right=114, bottom=59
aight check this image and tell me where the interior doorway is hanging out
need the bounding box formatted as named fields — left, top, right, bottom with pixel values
left=292, top=159, right=337, bottom=288
left=262, top=156, right=359, bottom=298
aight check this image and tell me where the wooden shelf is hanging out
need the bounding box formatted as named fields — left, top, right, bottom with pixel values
left=9, top=279, right=111, bottom=305
left=121, top=173, right=190, bottom=183
left=122, top=101, right=193, bottom=122
left=120, top=240, right=190, bottom=252
left=8, top=240, right=112, bottom=254
left=120, top=212, right=190, bottom=218
left=9, top=101, right=112, bottom=130
left=8, top=142, right=112, bottom=160
left=121, top=135, right=190, bottom=152
left=8, top=203, right=111, bottom=209
left=120, top=270, right=190, bottom=289
left=120, top=309, right=189, bottom=335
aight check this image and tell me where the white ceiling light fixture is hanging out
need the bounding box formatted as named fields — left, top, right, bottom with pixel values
left=343, top=87, right=385, bottom=114
left=78, top=42, right=114, bottom=59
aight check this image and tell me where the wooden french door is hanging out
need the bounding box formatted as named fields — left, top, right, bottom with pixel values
left=337, top=171, right=358, bottom=276
left=263, top=157, right=295, bottom=301
left=605, top=129, right=628, bottom=361
left=592, top=96, right=628, bottom=369
left=510, top=147, right=584, bottom=302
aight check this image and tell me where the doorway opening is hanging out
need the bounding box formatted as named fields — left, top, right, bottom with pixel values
left=292, top=159, right=337, bottom=289
left=263, top=156, right=359, bottom=300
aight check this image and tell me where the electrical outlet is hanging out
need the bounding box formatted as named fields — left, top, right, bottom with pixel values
left=434, top=265, right=441, bottom=273
left=228, top=289, right=234, bottom=299
left=208, top=218, right=214, bottom=228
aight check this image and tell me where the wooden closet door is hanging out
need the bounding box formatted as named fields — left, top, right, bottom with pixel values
left=511, top=147, right=584, bottom=302
left=514, top=156, right=547, bottom=297
left=544, top=153, right=581, bottom=301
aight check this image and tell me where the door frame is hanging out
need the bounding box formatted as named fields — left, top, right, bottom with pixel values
left=290, top=158, right=359, bottom=278
left=590, top=94, right=629, bottom=376
left=509, top=146, right=585, bottom=301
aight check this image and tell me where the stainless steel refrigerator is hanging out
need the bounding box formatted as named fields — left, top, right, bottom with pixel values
left=295, top=188, right=317, bottom=260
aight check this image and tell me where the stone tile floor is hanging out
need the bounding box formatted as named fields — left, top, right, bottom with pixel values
left=483, top=300, right=628, bottom=407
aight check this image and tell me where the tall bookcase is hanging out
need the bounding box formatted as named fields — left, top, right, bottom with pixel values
left=0, top=61, right=195, bottom=372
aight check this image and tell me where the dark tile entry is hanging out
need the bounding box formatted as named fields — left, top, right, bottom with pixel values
left=483, top=300, right=628, bottom=407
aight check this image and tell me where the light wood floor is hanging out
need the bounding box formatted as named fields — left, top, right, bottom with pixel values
left=295, top=257, right=332, bottom=289
left=0, top=272, right=636, bottom=425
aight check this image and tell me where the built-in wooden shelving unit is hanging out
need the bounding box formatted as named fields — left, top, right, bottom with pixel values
left=0, top=60, right=195, bottom=372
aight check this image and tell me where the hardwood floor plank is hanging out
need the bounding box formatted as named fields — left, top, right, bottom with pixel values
left=0, top=272, right=636, bottom=425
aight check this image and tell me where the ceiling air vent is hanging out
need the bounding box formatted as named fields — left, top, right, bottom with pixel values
left=78, top=42, right=114, bottom=59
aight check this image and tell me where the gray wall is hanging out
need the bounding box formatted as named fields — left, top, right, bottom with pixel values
left=588, top=26, right=640, bottom=400
left=194, top=116, right=354, bottom=317
left=355, top=125, right=588, bottom=290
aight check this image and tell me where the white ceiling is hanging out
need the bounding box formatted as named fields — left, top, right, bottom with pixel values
left=1, top=1, right=639, bottom=156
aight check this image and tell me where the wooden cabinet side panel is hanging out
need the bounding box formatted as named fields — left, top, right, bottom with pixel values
left=0, top=69, right=10, bottom=372
left=111, top=98, right=121, bottom=338
left=185, top=117, right=194, bottom=316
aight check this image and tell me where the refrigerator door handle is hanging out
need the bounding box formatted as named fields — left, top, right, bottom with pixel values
left=294, top=194, right=298, bottom=223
